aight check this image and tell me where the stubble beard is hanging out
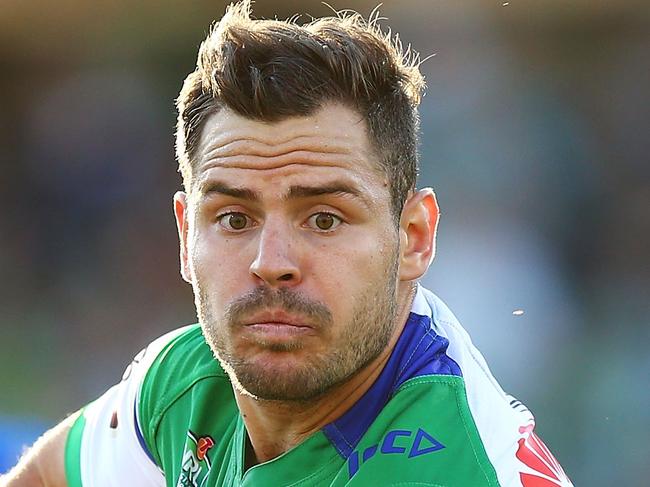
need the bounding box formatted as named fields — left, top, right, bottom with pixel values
left=196, top=259, right=399, bottom=403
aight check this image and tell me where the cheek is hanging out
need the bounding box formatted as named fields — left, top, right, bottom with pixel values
left=333, top=227, right=394, bottom=270
left=189, top=231, right=250, bottom=301
left=313, top=231, right=395, bottom=313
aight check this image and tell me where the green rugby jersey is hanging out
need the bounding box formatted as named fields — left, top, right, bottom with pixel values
left=64, top=286, right=572, bottom=486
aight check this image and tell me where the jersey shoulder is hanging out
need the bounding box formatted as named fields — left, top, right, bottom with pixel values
left=411, top=286, right=573, bottom=487
left=137, top=324, right=228, bottom=462
left=64, top=324, right=224, bottom=487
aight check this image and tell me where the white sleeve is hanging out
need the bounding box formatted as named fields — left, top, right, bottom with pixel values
left=73, top=327, right=189, bottom=487
left=418, top=288, right=573, bottom=487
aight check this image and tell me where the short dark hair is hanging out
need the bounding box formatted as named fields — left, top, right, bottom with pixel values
left=175, top=1, right=425, bottom=217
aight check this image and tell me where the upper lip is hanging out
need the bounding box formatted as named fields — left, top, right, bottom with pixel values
left=243, top=310, right=311, bottom=328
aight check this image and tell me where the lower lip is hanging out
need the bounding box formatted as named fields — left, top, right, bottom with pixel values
left=245, top=322, right=315, bottom=339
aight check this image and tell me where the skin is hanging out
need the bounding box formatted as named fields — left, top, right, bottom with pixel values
left=2, top=101, right=439, bottom=484
left=174, top=102, right=440, bottom=465
left=0, top=412, right=75, bottom=487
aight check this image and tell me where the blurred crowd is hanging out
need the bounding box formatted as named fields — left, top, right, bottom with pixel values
left=1, top=1, right=648, bottom=484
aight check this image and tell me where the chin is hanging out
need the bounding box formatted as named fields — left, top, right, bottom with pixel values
left=233, top=355, right=337, bottom=402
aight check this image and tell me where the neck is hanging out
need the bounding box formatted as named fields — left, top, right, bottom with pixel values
left=235, top=282, right=417, bottom=466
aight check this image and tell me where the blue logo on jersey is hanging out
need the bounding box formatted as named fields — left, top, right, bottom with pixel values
left=347, top=428, right=445, bottom=478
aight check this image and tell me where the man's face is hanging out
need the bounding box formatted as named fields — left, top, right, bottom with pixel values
left=177, top=103, right=402, bottom=402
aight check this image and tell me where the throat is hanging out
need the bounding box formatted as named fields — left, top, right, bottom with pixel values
left=237, top=395, right=345, bottom=468
left=242, top=423, right=304, bottom=468
left=243, top=433, right=258, bottom=471
left=236, top=352, right=395, bottom=466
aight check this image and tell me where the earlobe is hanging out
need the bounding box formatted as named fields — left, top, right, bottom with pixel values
left=173, top=191, right=192, bottom=284
left=398, top=189, right=440, bottom=281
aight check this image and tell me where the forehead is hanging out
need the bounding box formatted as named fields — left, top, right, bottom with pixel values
left=192, top=103, right=385, bottom=194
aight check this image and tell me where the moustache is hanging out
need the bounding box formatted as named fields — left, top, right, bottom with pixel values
left=224, top=287, right=333, bottom=330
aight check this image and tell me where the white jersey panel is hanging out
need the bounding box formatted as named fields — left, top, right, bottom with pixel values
left=413, top=286, right=573, bottom=487
left=78, top=327, right=190, bottom=487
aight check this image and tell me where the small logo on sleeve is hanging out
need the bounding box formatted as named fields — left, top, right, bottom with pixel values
left=177, top=431, right=215, bottom=487
left=196, top=436, right=215, bottom=461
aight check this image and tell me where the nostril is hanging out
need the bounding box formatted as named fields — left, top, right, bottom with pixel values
left=278, top=273, right=293, bottom=281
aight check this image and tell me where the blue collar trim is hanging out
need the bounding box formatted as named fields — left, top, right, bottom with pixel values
left=322, top=312, right=462, bottom=458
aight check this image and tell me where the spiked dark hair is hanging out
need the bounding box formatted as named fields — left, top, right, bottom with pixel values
left=175, top=1, right=425, bottom=217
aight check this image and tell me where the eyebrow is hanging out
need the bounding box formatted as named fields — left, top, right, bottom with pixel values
left=200, top=182, right=261, bottom=201
left=286, top=182, right=363, bottom=201
left=199, top=180, right=367, bottom=205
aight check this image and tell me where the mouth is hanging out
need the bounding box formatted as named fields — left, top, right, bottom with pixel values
left=242, top=310, right=316, bottom=340
left=244, top=309, right=311, bottom=327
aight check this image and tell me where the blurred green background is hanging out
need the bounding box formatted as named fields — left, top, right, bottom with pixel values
left=1, top=0, right=648, bottom=484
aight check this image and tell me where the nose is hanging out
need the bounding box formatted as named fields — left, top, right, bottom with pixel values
left=249, top=220, right=302, bottom=287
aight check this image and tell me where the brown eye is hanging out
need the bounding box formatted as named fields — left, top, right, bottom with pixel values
left=316, top=213, right=334, bottom=230
left=229, top=213, right=247, bottom=230
left=307, top=212, right=342, bottom=231
left=218, top=212, right=251, bottom=231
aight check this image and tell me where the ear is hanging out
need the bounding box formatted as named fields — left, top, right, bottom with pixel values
left=398, top=188, right=440, bottom=281
left=173, top=191, right=192, bottom=284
